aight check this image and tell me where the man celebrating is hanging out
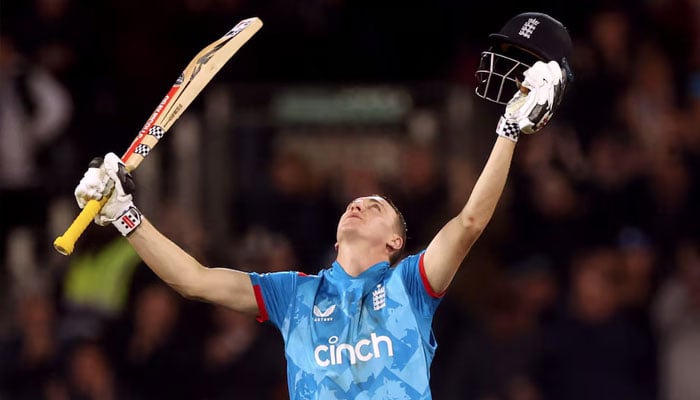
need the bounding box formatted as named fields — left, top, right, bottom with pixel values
left=74, top=12, right=572, bottom=399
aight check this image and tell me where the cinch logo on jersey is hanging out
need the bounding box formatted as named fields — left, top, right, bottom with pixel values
left=313, top=333, right=394, bottom=367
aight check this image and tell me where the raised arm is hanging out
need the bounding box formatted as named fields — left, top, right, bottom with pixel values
left=74, top=153, right=258, bottom=315
left=423, top=60, right=565, bottom=294
left=423, top=137, right=515, bottom=294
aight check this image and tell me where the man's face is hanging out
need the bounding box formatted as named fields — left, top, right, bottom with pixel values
left=337, top=196, right=400, bottom=247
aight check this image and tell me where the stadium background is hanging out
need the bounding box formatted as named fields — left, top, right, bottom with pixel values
left=1, top=0, right=699, bottom=399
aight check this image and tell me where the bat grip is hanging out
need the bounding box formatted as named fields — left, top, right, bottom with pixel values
left=53, top=197, right=108, bottom=255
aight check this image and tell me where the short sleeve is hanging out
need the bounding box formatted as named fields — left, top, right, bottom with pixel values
left=395, top=251, right=444, bottom=318
left=248, top=271, right=299, bottom=328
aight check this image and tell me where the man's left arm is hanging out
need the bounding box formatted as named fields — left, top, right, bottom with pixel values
left=422, top=137, right=515, bottom=295
left=422, top=60, right=565, bottom=294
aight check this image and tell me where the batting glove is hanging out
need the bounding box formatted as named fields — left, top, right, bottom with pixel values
left=74, top=157, right=111, bottom=208
left=496, top=60, right=565, bottom=141
left=74, top=152, right=142, bottom=236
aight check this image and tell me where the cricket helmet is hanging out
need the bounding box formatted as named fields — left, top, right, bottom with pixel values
left=475, top=12, right=574, bottom=104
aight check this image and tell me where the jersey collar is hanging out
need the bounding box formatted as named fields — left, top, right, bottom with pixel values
left=330, top=260, right=390, bottom=295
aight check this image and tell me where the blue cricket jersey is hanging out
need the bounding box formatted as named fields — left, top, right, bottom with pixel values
left=249, top=251, right=444, bottom=399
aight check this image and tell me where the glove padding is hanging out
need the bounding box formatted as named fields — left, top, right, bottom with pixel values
left=74, top=152, right=140, bottom=234
left=74, top=157, right=111, bottom=208
left=496, top=60, right=565, bottom=141
left=98, top=152, right=136, bottom=226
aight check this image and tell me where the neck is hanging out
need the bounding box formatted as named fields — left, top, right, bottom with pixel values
left=336, top=241, right=389, bottom=277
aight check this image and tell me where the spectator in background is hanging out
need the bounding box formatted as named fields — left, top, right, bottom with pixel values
left=0, top=291, right=61, bottom=399
left=680, top=73, right=700, bottom=156
left=621, top=41, right=679, bottom=155
left=12, top=0, right=85, bottom=83
left=0, top=28, right=72, bottom=270
left=439, top=254, right=557, bottom=400
left=653, top=238, right=700, bottom=400
left=196, top=305, right=287, bottom=400
left=616, top=227, right=658, bottom=310
left=618, top=39, right=699, bottom=252
left=508, top=129, right=590, bottom=270
left=389, top=141, right=450, bottom=254
left=229, top=225, right=300, bottom=274
left=536, top=245, right=656, bottom=400
left=646, top=0, right=699, bottom=79
left=583, top=132, right=648, bottom=242
left=638, top=149, right=698, bottom=258
left=331, top=164, right=385, bottom=213
left=512, top=166, right=588, bottom=270
left=680, top=73, right=700, bottom=212
left=233, top=151, right=337, bottom=272
left=564, top=7, right=635, bottom=139
left=58, top=228, right=141, bottom=342
left=508, top=255, right=559, bottom=329
left=103, top=281, right=196, bottom=400
left=443, top=282, right=542, bottom=400
left=63, top=338, right=129, bottom=400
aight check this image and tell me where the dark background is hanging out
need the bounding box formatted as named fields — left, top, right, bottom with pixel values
left=1, top=0, right=699, bottom=399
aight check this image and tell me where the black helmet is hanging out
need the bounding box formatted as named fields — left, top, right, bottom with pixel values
left=475, top=12, right=574, bottom=104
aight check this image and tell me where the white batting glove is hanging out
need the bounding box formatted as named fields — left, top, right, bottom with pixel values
left=74, top=157, right=112, bottom=208
left=496, top=60, right=565, bottom=141
left=74, top=152, right=142, bottom=236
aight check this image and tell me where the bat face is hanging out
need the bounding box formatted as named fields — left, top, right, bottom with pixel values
left=121, top=17, right=263, bottom=171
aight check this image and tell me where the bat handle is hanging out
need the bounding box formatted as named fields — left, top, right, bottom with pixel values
left=53, top=197, right=108, bottom=255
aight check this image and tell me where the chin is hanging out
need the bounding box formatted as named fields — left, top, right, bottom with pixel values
left=337, top=225, right=368, bottom=242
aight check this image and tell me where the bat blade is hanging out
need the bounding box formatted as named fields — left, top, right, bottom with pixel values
left=122, top=17, right=262, bottom=171
left=53, top=17, right=262, bottom=255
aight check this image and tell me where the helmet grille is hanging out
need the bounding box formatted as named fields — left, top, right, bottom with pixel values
left=475, top=50, right=533, bottom=104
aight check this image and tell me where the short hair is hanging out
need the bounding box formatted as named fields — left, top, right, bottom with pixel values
left=378, top=195, right=407, bottom=265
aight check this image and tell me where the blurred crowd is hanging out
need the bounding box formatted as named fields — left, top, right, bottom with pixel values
left=1, top=0, right=700, bottom=399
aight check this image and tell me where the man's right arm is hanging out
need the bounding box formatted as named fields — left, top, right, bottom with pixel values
left=74, top=152, right=259, bottom=316
left=127, top=218, right=259, bottom=315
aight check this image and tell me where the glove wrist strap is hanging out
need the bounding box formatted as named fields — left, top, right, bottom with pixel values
left=111, top=205, right=143, bottom=237
left=496, top=116, right=520, bottom=142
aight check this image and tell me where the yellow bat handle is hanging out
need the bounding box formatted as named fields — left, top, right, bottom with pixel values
left=53, top=197, right=109, bottom=255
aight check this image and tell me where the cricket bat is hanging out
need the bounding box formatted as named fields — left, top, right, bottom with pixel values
left=54, top=17, right=263, bottom=255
